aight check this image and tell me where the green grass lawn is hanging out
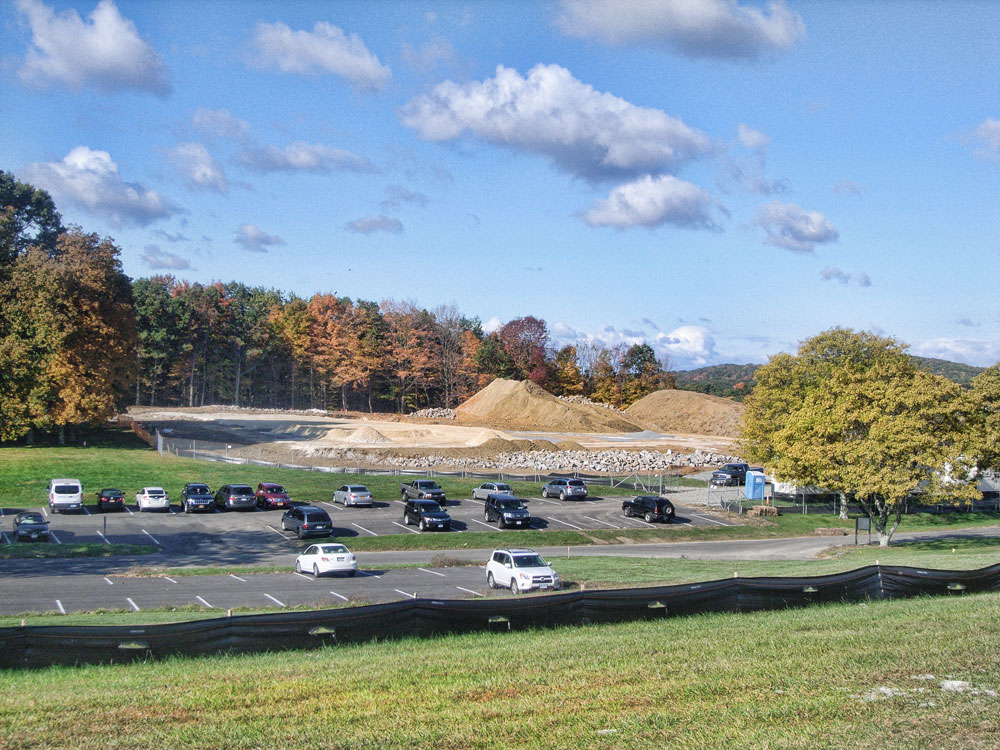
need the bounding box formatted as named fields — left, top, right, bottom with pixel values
left=2, top=592, right=998, bottom=749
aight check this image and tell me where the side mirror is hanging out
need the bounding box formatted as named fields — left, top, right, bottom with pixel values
left=504, top=562, right=512, bottom=569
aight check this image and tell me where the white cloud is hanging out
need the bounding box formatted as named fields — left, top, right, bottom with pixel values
left=583, top=174, right=717, bottom=229
left=402, top=37, right=457, bottom=73
left=556, top=0, right=805, bottom=59
left=971, top=118, right=1000, bottom=160
left=16, top=0, right=170, bottom=95
left=23, top=146, right=175, bottom=226
left=249, top=21, right=391, bottom=91
left=654, top=325, right=717, bottom=368
left=820, top=266, right=871, bottom=287
left=239, top=142, right=374, bottom=173
left=345, top=216, right=404, bottom=235
left=234, top=224, right=285, bottom=252
left=483, top=316, right=503, bottom=334
left=911, top=338, right=1000, bottom=368
left=380, top=185, right=429, bottom=211
left=403, top=63, right=712, bottom=181
left=755, top=200, right=838, bottom=252
left=167, top=142, right=227, bottom=193
left=142, top=245, right=190, bottom=270
left=191, top=108, right=251, bottom=141
left=737, top=123, right=769, bottom=149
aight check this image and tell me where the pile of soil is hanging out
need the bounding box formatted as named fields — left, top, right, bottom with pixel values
left=455, top=378, right=644, bottom=433
left=344, top=426, right=390, bottom=444
left=625, top=389, right=744, bottom=438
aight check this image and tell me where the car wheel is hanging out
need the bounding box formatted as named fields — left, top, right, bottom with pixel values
left=511, top=578, right=520, bottom=594
left=313, top=564, right=321, bottom=577
left=295, top=560, right=302, bottom=573
left=645, top=512, right=655, bottom=523
left=404, top=514, right=411, bottom=525
left=487, top=572, right=496, bottom=589
left=418, top=519, right=426, bottom=532
left=484, top=511, right=491, bottom=522
left=623, top=508, right=631, bottom=517
left=348, top=570, right=356, bottom=577
left=559, top=492, right=566, bottom=501
left=281, top=520, right=288, bottom=530
left=541, top=489, right=548, bottom=498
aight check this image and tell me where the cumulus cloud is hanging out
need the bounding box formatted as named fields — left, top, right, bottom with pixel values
left=483, top=316, right=503, bottom=334
left=654, top=325, right=717, bottom=368
left=737, top=123, right=770, bottom=150
left=16, top=0, right=170, bottom=95
left=141, top=245, right=190, bottom=270
left=722, top=122, right=787, bottom=195
left=248, top=21, right=391, bottom=91
left=345, top=216, right=403, bottom=234
left=23, top=146, right=175, bottom=226
left=970, top=118, right=1000, bottom=160
left=234, top=224, right=285, bottom=252
left=380, top=185, right=429, bottom=211
left=167, top=142, right=227, bottom=193
left=402, top=63, right=712, bottom=181
left=820, top=266, right=871, bottom=287
left=191, top=108, right=251, bottom=141
left=755, top=200, right=838, bottom=252
left=239, top=142, right=374, bottom=173
left=583, top=174, right=717, bottom=229
left=555, top=0, right=805, bottom=60
left=911, top=338, right=1000, bottom=368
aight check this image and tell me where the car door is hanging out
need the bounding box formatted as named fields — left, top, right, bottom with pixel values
left=301, top=545, right=317, bottom=566
left=497, top=552, right=513, bottom=587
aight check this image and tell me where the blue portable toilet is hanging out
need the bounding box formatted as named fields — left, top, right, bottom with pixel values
left=744, top=470, right=766, bottom=500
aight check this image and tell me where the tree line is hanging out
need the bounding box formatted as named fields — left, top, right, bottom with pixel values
left=0, top=172, right=671, bottom=442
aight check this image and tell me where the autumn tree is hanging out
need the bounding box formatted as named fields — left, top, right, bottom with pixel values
left=972, top=363, right=1000, bottom=472
left=474, top=333, right=518, bottom=381
left=498, top=316, right=551, bottom=385
left=741, top=328, right=981, bottom=546
left=381, top=300, right=436, bottom=412
left=552, top=345, right=584, bottom=396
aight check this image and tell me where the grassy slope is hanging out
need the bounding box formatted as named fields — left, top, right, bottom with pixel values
left=1, top=593, right=998, bottom=749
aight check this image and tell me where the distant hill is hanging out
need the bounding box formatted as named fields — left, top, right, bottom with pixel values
left=673, top=357, right=985, bottom=402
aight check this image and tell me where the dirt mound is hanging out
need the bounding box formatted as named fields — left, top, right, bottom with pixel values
left=625, top=389, right=744, bottom=438
left=465, top=428, right=509, bottom=447
left=344, top=426, right=390, bottom=444
left=456, top=378, right=644, bottom=433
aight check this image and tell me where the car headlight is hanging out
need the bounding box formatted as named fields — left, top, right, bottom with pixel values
left=519, top=573, right=530, bottom=580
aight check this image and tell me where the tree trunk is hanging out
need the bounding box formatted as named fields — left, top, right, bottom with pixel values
left=233, top=356, right=242, bottom=407
left=839, top=493, right=848, bottom=520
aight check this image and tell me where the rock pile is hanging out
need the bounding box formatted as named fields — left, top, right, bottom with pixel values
left=556, top=395, right=627, bottom=414
left=409, top=407, right=456, bottom=419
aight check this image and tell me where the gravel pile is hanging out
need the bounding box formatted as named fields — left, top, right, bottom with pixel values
left=556, top=395, right=626, bottom=414
left=409, top=408, right=457, bottom=419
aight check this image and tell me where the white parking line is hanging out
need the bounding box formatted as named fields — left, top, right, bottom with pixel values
left=104, top=577, right=114, bottom=586
left=124, top=505, right=134, bottom=516
left=357, top=571, right=382, bottom=579
left=394, top=589, right=417, bottom=599
left=351, top=522, right=378, bottom=536
left=82, top=505, right=91, bottom=516
left=456, top=586, right=484, bottom=597
left=264, top=593, right=285, bottom=607
left=548, top=516, right=584, bottom=530
left=265, top=524, right=290, bottom=539
left=620, top=515, right=657, bottom=529
left=329, top=590, right=348, bottom=601
left=195, top=596, right=213, bottom=608
left=583, top=515, right=621, bottom=529
left=126, top=597, right=140, bottom=612
left=468, top=518, right=494, bottom=529
left=418, top=567, right=446, bottom=577
left=293, top=571, right=313, bottom=581
left=322, top=501, right=344, bottom=511
left=41, top=507, right=48, bottom=517
left=229, top=574, right=247, bottom=582
left=141, top=529, right=160, bottom=546
left=394, top=499, right=407, bottom=506
left=49, top=531, right=62, bottom=544
left=692, top=514, right=731, bottom=526
left=0, top=531, right=9, bottom=544
left=466, top=498, right=484, bottom=505
left=163, top=576, right=178, bottom=584
left=535, top=498, right=561, bottom=506
left=95, top=529, right=111, bottom=545
left=392, top=521, right=420, bottom=534
left=55, top=599, right=66, bottom=614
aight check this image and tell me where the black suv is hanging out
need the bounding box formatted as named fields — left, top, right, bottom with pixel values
left=213, top=484, right=256, bottom=511
left=622, top=495, right=675, bottom=523
left=483, top=494, right=531, bottom=529
left=181, top=483, right=214, bottom=513
left=281, top=506, right=333, bottom=539
left=402, top=499, right=451, bottom=531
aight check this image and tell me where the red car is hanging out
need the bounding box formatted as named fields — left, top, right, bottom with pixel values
left=255, top=482, right=291, bottom=510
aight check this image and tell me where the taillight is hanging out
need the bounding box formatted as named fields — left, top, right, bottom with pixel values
left=303, top=522, right=309, bottom=529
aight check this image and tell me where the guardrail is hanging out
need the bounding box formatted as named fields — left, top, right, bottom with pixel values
left=2, top=563, right=996, bottom=669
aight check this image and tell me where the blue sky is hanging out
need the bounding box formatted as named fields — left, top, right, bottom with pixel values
left=1, top=0, right=998, bottom=369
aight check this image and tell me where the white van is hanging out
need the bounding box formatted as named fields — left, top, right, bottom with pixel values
left=48, top=478, right=83, bottom=512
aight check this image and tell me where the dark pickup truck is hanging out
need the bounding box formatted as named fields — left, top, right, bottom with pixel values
left=710, top=463, right=762, bottom=486
left=400, top=480, right=447, bottom=503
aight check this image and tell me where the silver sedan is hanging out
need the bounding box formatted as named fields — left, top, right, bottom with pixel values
left=472, top=482, right=515, bottom=501
left=332, top=484, right=374, bottom=507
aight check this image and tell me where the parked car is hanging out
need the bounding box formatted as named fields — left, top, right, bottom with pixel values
left=400, top=480, right=447, bottom=503
left=214, top=484, right=256, bottom=511
left=136, top=486, right=170, bottom=512
left=541, top=478, right=588, bottom=501
left=295, top=543, right=357, bottom=577
left=180, top=482, right=214, bottom=513
left=281, top=506, right=333, bottom=539
left=472, top=482, right=515, bottom=501
left=402, top=499, right=451, bottom=531
left=710, top=463, right=753, bottom=486
left=14, top=512, right=50, bottom=542
left=333, top=484, right=374, bottom=507
left=255, top=482, right=291, bottom=510
left=96, top=488, right=125, bottom=512
left=486, top=548, right=560, bottom=593
left=483, top=494, right=531, bottom=528
left=47, top=478, right=83, bottom=513
left=622, top=495, right=675, bottom=523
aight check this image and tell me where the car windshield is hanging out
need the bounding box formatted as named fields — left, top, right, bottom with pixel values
left=103, top=490, right=122, bottom=496
left=19, top=515, right=45, bottom=525
left=416, top=501, right=440, bottom=511
left=568, top=480, right=585, bottom=487
left=498, top=500, right=523, bottom=510
left=54, top=485, right=79, bottom=494
left=304, top=512, right=330, bottom=522
left=496, top=484, right=513, bottom=492
left=512, top=554, right=546, bottom=568
left=147, top=490, right=165, bottom=496
left=188, top=485, right=210, bottom=494
left=232, top=487, right=254, bottom=495
left=319, top=545, right=348, bottom=554
left=266, top=486, right=285, bottom=493
left=349, top=486, right=368, bottom=492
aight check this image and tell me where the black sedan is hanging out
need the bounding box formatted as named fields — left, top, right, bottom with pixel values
left=14, top=512, right=50, bottom=542
left=402, top=499, right=452, bottom=531
left=622, top=495, right=675, bottom=523
left=96, top=488, right=125, bottom=512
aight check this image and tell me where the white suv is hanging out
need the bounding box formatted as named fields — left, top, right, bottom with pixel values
left=486, top=548, right=561, bottom=594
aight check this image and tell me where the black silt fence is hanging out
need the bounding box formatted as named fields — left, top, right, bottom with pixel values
left=2, top=563, right=998, bottom=670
